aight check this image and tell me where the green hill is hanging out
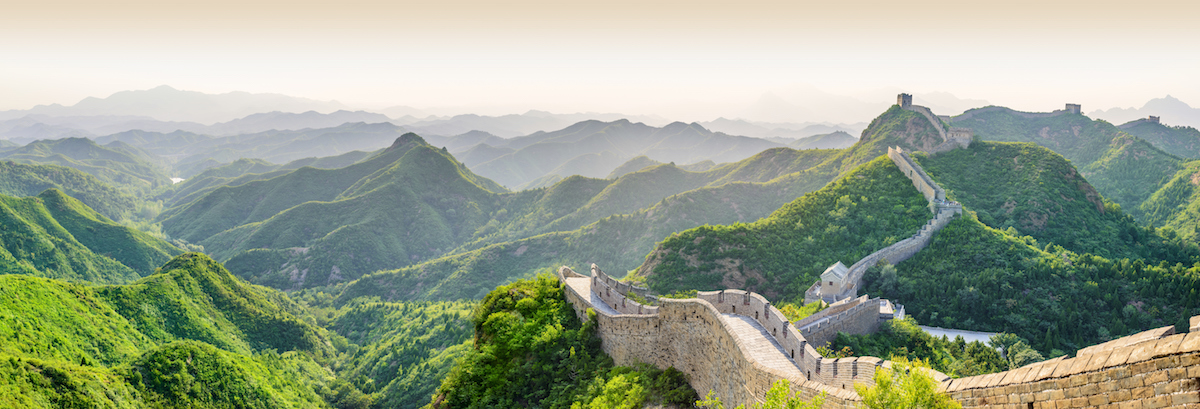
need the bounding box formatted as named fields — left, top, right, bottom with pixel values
left=160, top=134, right=493, bottom=245
left=0, top=253, right=341, bottom=408
left=1118, top=119, right=1200, bottom=159
left=204, top=136, right=506, bottom=288
left=865, top=213, right=1200, bottom=354
left=606, top=155, right=663, bottom=178
left=790, top=130, right=857, bottom=150
left=1133, top=160, right=1200, bottom=240
left=0, top=190, right=181, bottom=284
left=951, top=107, right=1182, bottom=210
left=915, top=142, right=1182, bottom=260
left=0, top=137, right=172, bottom=193
left=97, top=253, right=328, bottom=354
left=36, top=189, right=181, bottom=275
left=0, top=161, right=141, bottom=221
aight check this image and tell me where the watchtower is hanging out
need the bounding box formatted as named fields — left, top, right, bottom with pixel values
left=1065, top=103, right=1081, bottom=115
left=897, top=93, right=913, bottom=108
left=947, top=127, right=973, bottom=148
left=1149, top=116, right=1161, bottom=124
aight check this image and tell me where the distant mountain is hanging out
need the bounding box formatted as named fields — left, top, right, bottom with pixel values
left=1091, top=96, right=1200, bottom=129
left=607, top=155, right=663, bottom=178
left=400, top=110, right=669, bottom=138
left=173, top=121, right=409, bottom=166
left=741, top=86, right=988, bottom=124
left=468, top=119, right=786, bottom=189
left=698, top=117, right=864, bottom=139
left=0, top=189, right=181, bottom=284
left=157, top=150, right=375, bottom=209
left=0, top=137, right=173, bottom=192
left=786, top=131, right=858, bottom=150
left=1, top=85, right=347, bottom=124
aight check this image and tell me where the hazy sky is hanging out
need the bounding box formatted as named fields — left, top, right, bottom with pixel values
left=3, top=0, right=1199, bottom=121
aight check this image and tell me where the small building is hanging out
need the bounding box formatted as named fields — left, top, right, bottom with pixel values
left=897, top=93, right=913, bottom=108
left=820, top=261, right=850, bottom=299
left=1065, top=103, right=1081, bottom=115
left=1149, top=116, right=1161, bottom=124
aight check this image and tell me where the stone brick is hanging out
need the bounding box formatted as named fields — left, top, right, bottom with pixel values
left=1145, top=370, right=1169, bottom=385
left=1131, top=341, right=1165, bottom=365
left=1180, top=333, right=1200, bottom=354
left=1144, top=395, right=1171, bottom=409
left=1089, top=394, right=1111, bottom=406
left=1087, top=350, right=1116, bottom=372
left=1106, top=346, right=1136, bottom=368
left=1153, top=334, right=1186, bottom=358
left=1118, top=400, right=1143, bottom=409
left=1109, top=389, right=1132, bottom=402
left=1173, top=392, right=1200, bottom=405
left=1132, top=386, right=1155, bottom=400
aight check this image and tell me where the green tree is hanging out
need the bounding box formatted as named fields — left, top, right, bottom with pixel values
left=696, top=379, right=825, bottom=409
left=855, top=357, right=961, bottom=409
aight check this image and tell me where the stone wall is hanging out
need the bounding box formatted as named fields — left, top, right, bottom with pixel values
left=797, top=296, right=887, bottom=350
left=568, top=265, right=1200, bottom=408
left=590, top=265, right=660, bottom=315
left=944, top=325, right=1200, bottom=409
left=888, top=146, right=945, bottom=203
left=953, top=106, right=1067, bottom=121
left=558, top=266, right=867, bottom=408
left=903, top=105, right=949, bottom=142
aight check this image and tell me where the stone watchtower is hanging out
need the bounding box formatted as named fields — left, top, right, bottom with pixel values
left=1149, top=116, right=1161, bottom=124
left=1065, top=103, right=1082, bottom=115
left=897, top=93, right=913, bottom=108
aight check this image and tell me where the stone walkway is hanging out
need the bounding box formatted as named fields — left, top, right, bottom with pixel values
left=564, top=276, right=619, bottom=316
left=721, top=314, right=806, bottom=377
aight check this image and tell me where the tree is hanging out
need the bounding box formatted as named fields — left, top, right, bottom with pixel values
left=855, top=357, right=961, bottom=409
left=697, top=379, right=825, bottom=409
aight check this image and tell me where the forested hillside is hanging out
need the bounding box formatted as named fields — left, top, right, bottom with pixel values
left=1118, top=118, right=1200, bottom=159
left=0, top=137, right=173, bottom=193
left=0, top=189, right=180, bottom=284
left=0, top=161, right=142, bottom=221
left=951, top=107, right=1182, bottom=210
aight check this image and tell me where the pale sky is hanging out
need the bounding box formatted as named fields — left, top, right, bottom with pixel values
left=3, top=0, right=1199, bottom=121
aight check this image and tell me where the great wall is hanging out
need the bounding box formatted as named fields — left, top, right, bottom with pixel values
left=557, top=96, right=1200, bottom=407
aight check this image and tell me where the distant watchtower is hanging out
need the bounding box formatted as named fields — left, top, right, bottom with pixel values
left=1149, top=116, right=1161, bottom=124
left=1065, top=103, right=1082, bottom=115
left=897, top=93, right=913, bottom=108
